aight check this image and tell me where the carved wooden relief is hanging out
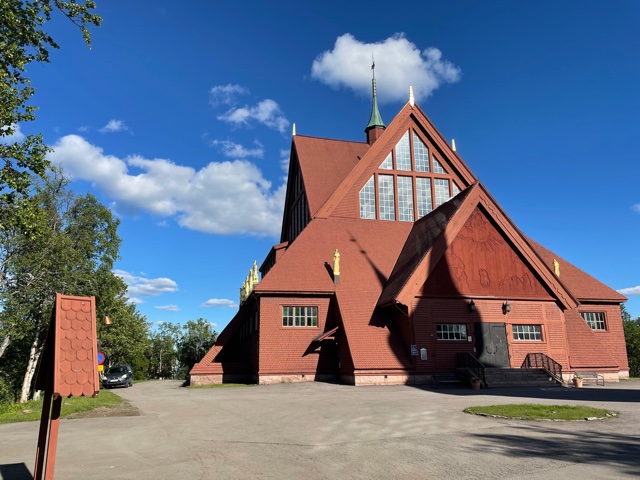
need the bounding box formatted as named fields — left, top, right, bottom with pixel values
left=422, top=207, right=552, bottom=299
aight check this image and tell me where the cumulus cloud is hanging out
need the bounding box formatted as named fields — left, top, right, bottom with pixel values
left=202, top=298, right=238, bottom=309
left=113, top=269, right=178, bottom=304
left=48, top=135, right=285, bottom=236
left=155, top=305, right=180, bottom=311
left=280, top=149, right=290, bottom=173
left=218, top=99, right=289, bottom=133
left=99, top=119, right=129, bottom=133
left=0, top=123, right=25, bottom=143
left=632, top=204, right=640, bottom=213
left=311, top=33, right=461, bottom=103
left=210, top=84, right=249, bottom=106
left=618, top=286, right=640, bottom=296
left=210, top=139, right=264, bottom=159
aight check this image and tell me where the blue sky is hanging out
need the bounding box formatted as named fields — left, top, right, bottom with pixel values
left=20, top=1, right=640, bottom=328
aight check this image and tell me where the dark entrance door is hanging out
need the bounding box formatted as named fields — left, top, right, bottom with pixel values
left=474, top=322, right=510, bottom=367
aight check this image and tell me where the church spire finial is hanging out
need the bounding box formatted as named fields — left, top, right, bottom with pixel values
left=365, top=55, right=385, bottom=145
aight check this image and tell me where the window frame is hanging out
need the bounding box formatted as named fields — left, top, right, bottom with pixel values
left=436, top=323, right=468, bottom=341
left=512, top=324, right=542, bottom=341
left=580, top=311, right=607, bottom=331
left=282, top=306, right=319, bottom=328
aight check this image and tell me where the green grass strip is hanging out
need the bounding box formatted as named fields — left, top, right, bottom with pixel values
left=464, top=403, right=618, bottom=421
left=0, top=390, right=124, bottom=424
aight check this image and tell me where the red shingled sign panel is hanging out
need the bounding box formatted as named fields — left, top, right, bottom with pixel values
left=53, top=294, right=100, bottom=397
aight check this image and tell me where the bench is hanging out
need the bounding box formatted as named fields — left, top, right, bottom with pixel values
left=574, top=371, right=605, bottom=386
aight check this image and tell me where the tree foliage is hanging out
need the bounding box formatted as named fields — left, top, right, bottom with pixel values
left=1, top=0, right=101, bottom=268
left=622, top=304, right=640, bottom=378
left=178, top=318, right=218, bottom=375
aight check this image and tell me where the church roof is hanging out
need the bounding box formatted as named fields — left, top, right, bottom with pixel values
left=293, top=135, right=368, bottom=216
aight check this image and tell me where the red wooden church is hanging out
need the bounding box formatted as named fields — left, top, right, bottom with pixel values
left=191, top=80, right=629, bottom=387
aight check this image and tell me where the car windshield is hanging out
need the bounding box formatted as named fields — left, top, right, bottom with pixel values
left=108, top=367, right=127, bottom=374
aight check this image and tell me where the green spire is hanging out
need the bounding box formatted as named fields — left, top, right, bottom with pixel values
left=366, top=60, right=385, bottom=130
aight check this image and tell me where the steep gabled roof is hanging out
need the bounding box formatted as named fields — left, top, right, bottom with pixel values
left=316, top=102, right=477, bottom=219
left=528, top=239, right=626, bottom=303
left=379, top=182, right=579, bottom=310
left=256, top=216, right=413, bottom=370
left=293, top=135, right=368, bottom=216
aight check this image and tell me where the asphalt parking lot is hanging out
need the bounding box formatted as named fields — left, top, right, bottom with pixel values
left=1, top=380, right=640, bottom=479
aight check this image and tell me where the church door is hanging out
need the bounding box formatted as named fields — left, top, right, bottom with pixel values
left=474, top=323, right=510, bottom=367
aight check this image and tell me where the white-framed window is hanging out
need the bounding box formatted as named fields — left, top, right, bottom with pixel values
left=581, top=312, right=606, bottom=331
left=436, top=324, right=467, bottom=340
left=397, top=176, right=414, bottom=222
left=359, top=176, right=376, bottom=219
left=513, top=324, right=542, bottom=341
left=282, top=306, right=318, bottom=327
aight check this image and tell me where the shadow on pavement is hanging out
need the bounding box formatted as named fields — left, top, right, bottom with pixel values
left=0, top=462, right=32, bottom=480
left=471, top=423, right=640, bottom=477
left=416, top=384, right=640, bottom=403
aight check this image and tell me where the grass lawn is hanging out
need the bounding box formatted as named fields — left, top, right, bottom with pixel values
left=464, top=403, right=618, bottom=421
left=0, top=390, right=125, bottom=424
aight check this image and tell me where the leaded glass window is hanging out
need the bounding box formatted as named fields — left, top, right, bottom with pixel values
left=434, top=178, right=450, bottom=207
left=413, top=132, right=429, bottom=172
left=433, top=157, right=446, bottom=174
left=395, top=131, right=411, bottom=171
left=359, top=176, right=376, bottom=219
left=452, top=182, right=461, bottom=197
left=378, top=174, right=395, bottom=220
left=379, top=152, right=393, bottom=170
left=397, top=176, right=414, bottom=222
left=416, top=177, right=432, bottom=218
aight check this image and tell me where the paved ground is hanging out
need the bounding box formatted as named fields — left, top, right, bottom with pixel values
left=1, top=380, right=640, bottom=479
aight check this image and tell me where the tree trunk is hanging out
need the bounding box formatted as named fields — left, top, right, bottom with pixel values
left=20, top=335, right=42, bottom=403
left=0, top=336, right=10, bottom=359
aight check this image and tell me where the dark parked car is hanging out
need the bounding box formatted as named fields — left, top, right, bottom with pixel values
left=102, top=365, right=133, bottom=388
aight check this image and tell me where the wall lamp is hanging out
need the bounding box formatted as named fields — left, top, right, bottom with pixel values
left=103, top=316, right=113, bottom=326
left=502, top=300, right=511, bottom=314
left=469, top=300, right=476, bottom=312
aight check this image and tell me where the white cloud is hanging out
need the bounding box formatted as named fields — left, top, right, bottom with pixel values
left=113, top=269, right=178, bottom=304
left=202, top=298, right=238, bottom=309
left=311, top=33, right=461, bottom=104
left=280, top=149, right=290, bottom=173
left=632, top=204, right=640, bottom=213
left=618, top=286, right=640, bottom=296
left=99, top=119, right=129, bottom=133
left=210, top=84, right=249, bottom=106
left=48, top=135, right=285, bottom=236
left=218, top=99, right=289, bottom=133
left=0, top=123, right=25, bottom=143
left=155, top=305, right=180, bottom=311
left=210, top=139, right=264, bottom=159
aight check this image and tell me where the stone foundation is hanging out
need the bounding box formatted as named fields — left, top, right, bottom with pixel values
left=189, top=374, right=223, bottom=386
left=259, top=374, right=316, bottom=384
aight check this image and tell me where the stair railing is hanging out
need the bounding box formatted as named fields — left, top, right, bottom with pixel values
left=521, top=353, right=563, bottom=384
left=457, top=352, right=486, bottom=386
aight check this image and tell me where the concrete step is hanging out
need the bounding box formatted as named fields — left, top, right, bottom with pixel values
left=483, top=368, right=561, bottom=388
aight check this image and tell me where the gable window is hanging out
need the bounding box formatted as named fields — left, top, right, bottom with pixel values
left=378, top=174, right=395, bottom=220
left=359, top=177, right=376, bottom=219
left=359, top=128, right=463, bottom=221
left=512, top=325, right=542, bottom=341
left=282, top=306, right=318, bottom=327
left=581, top=312, right=606, bottom=331
left=436, top=324, right=467, bottom=340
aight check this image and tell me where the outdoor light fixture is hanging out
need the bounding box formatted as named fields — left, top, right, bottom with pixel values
left=503, top=300, right=511, bottom=314
left=469, top=300, right=476, bottom=312
left=103, top=316, right=113, bottom=326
